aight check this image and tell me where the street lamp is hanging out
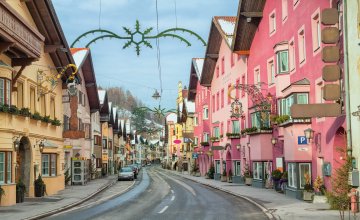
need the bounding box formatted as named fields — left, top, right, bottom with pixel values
left=152, top=89, right=161, bottom=100
left=271, top=137, right=278, bottom=145
left=304, top=128, right=315, bottom=141
left=36, top=139, right=45, bottom=153
left=13, top=137, right=20, bottom=151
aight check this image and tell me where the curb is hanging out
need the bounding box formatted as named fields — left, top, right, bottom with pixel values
left=25, top=177, right=118, bottom=220
left=165, top=170, right=276, bottom=220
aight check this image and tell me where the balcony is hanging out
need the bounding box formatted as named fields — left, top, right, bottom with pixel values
left=241, top=127, right=273, bottom=136
left=279, top=118, right=311, bottom=127
left=226, top=133, right=241, bottom=139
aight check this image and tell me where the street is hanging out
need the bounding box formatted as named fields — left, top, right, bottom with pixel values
left=46, top=166, right=267, bottom=220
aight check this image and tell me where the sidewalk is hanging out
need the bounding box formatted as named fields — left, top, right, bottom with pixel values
left=167, top=170, right=342, bottom=220
left=0, top=175, right=117, bottom=220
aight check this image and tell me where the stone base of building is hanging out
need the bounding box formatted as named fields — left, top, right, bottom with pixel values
left=252, top=179, right=265, bottom=188
left=232, top=176, right=244, bottom=184
left=0, top=184, right=16, bottom=206
left=285, top=187, right=303, bottom=200
left=214, top=173, right=221, bottom=180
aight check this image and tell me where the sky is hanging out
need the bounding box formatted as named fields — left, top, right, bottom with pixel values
left=52, top=0, right=238, bottom=109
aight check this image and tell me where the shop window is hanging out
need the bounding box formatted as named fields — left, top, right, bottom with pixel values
left=42, top=154, right=57, bottom=177
left=253, top=162, right=263, bottom=180
left=215, top=160, right=221, bottom=174
left=0, top=78, right=11, bottom=105
left=288, top=163, right=297, bottom=188
left=0, top=152, right=12, bottom=184
left=299, top=163, right=311, bottom=189
left=234, top=161, right=241, bottom=176
left=276, top=50, right=289, bottom=74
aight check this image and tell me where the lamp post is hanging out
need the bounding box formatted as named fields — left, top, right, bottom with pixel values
left=13, top=137, right=20, bottom=152
left=39, top=140, right=45, bottom=153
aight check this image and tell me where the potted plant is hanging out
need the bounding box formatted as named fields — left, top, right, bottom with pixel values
left=207, top=165, right=215, bottom=179
left=210, top=136, right=219, bottom=142
left=51, top=118, right=62, bottom=126
left=0, top=185, right=4, bottom=205
left=221, top=168, right=227, bottom=182
left=272, top=169, right=283, bottom=191
left=34, top=175, right=46, bottom=197
left=244, top=166, right=253, bottom=186
left=313, top=176, right=327, bottom=203
left=303, top=172, right=314, bottom=201
left=0, top=104, right=9, bottom=113
left=200, top=142, right=209, bottom=146
left=19, top=107, right=31, bottom=117
left=41, top=115, right=51, bottom=123
left=228, top=169, right=233, bottom=183
left=9, top=105, right=19, bottom=115
left=279, top=171, right=288, bottom=192
left=16, top=179, right=26, bottom=203
left=32, top=112, right=42, bottom=120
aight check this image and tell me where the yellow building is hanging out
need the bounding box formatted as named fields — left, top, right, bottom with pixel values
left=0, top=0, right=74, bottom=206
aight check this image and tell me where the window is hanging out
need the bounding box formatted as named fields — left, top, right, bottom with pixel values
left=42, top=154, right=57, bottom=177
left=337, top=1, right=343, bottom=34
left=312, top=13, right=321, bottom=51
left=268, top=60, right=275, bottom=84
left=212, top=95, right=215, bottom=112
left=298, top=29, right=306, bottom=63
left=213, top=127, right=220, bottom=138
left=276, top=50, right=289, bottom=73
left=40, top=95, right=46, bottom=116
left=102, top=139, right=107, bottom=149
left=194, top=137, right=198, bottom=145
left=63, top=115, right=70, bottom=131
left=251, top=111, right=270, bottom=128
left=78, top=119, right=84, bottom=131
left=234, top=161, right=241, bottom=176
left=30, top=87, right=35, bottom=113
left=282, top=0, right=288, bottom=21
left=203, top=107, right=209, bottom=119
left=269, top=11, right=276, bottom=34
left=0, top=152, right=12, bottom=184
left=278, top=93, right=308, bottom=116
left=288, top=163, right=297, bottom=188
left=216, top=92, right=219, bottom=110
left=50, top=97, right=55, bottom=119
left=236, top=79, right=240, bottom=99
left=221, top=89, right=224, bottom=108
left=0, top=78, right=11, bottom=105
left=85, top=124, right=90, bottom=139
left=232, top=120, right=240, bottom=133
left=203, top=133, right=209, bottom=142
left=253, top=162, right=263, bottom=180
left=215, top=160, right=221, bottom=174
left=254, top=68, right=260, bottom=88
left=221, top=57, right=225, bottom=75
left=17, top=81, right=24, bottom=108
left=299, top=163, right=311, bottom=189
left=194, top=116, right=198, bottom=126
left=241, top=75, right=245, bottom=97
left=289, top=40, right=296, bottom=71
left=216, top=66, right=219, bottom=78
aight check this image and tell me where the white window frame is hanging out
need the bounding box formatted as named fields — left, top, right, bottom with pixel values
left=203, top=133, right=209, bottom=142
left=299, top=163, right=311, bottom=189
left=232, top=120, right=240, bottom=133
left=253, top=162, right=263, bottom=180
left=203, top=106, right=209, bottom=119
left=276, top=50, right=289, bottom=74
left=234, top=160, right=241, bottom=176
left=215, top=160, right=221, bottom=174
left=213, top=127, right=220, bottom=138
left=288, top=163, right=297, bottom=188
left=42, top=154, right=50, bottom=176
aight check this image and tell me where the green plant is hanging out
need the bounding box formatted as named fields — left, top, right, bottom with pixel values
left=191, top=163, right=199, bottom=173
left=226, top=133, right=240, bottom=138
left=9, top=105, right=19, bottom=115
left=242, top=127, right=258, bottom=134
left=303, top=172, right=313, bottom=192
left=41, top=115, right=51, bottom=123
left=32, top=112, right=42, bottom=120
left=313, top=176, right=324, bottom=194
left=260, top=126, right=272, bottom=131
left=34, top=175, right=46, bottom=197
left=243, top=166, right=252, bottom=178
left=19, top=108, right=31, bottom=117
left=0, top=104, right=9, bottom=113
left=210, top=136, right=219, bottom=142
left=51, top=118, right=62, bottom=126
left=219, top=134, right=223, bottom=138
left=64, top=168, right=72, bottom=185
left=326, top=147, right=351, bottom=219
left=281, top=171, right=288, bottom=180
left=271, top=169, right=282, bottom=181
left=207, top=165, right=215, bottom=179
left=16, top=179, right=26, bottom=193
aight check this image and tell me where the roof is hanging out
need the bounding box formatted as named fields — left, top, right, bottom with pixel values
left=200, top=16, right=236, bottom=87
left=282, top=78, right=311, bottom=93
left=166, top=113, right=177, bottom=124
left=98, top=90, right=106, bottom=105
left=185, top=99, right=195, bottom=114
left=188, top=58, right=205, bottom=101
left=71, top=48, right=100, bottom=112
left=193, top=58, right=205, bottom=79
left=98, top=89, right=109, bottom=117
left=231, top=0, right=266, bottom=53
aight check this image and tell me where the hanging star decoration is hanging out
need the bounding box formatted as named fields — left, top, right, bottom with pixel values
left=136, top=105, right=176, bottom=119
left=71, top=20, right=207, bottom=56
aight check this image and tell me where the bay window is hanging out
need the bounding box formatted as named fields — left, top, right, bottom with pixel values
left=251, top=111, right=270, bottom=128
left=42, top=154, right=57, bottom=177
left=0, top=152, right=12, bottom=184
left=278, top=93, right=309, bottom=116
left=253, top=162, right=263, bottom=180
left=0, top=78, right=11, bottom=105
left=276, top=50, right=289, bottom=73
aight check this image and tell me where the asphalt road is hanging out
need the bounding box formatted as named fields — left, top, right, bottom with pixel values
left=46, top=166, right=267, bottom=220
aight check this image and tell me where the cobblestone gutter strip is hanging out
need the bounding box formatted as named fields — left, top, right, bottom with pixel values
left=25, top=178, right=118, bottom=220
left=167, top=170, right=276, bottom=220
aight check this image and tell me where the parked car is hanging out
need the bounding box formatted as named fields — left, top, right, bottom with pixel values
left=118, top=167, right=134, bottom=181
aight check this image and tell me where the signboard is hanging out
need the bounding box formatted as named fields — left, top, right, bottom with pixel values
left=298, top=136, right=308, bottom=145
left=62, top=95, right=70, bottom=103
left=173, top=139, right=182, bottom=144
left=64, top=145, right=72, bottom=149
left=102, top=154, right=108, bottom=161
left=298, top=147, right=308, bottom=151
left=211, top=146, right=224, bottom=151
left=192, top=153, right=198, bottom=159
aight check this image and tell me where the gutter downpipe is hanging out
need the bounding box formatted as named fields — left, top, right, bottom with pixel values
left=343, top=0, right=352, bottom=158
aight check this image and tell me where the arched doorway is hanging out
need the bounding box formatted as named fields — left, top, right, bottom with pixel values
left=17, top=137, right=31, bottom=196
left=226, top=151, right=232, bottom=174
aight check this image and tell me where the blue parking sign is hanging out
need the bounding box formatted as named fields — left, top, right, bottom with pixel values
left=298, top=136, right=307, bottom=145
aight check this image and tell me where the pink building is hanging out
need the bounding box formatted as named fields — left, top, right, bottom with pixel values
left=189, top=0, right=345, bottom=199
left=199, top=16, right=250, bottom=183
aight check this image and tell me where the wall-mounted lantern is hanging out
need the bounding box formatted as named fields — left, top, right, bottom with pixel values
left=304, top=128, right=315, bottom=141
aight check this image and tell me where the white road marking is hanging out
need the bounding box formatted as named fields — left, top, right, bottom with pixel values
left=171, top=195, right=175, bottom=201
left=158, top=206, right=169, bottom=214
left=171, top=190, right=174, bottom=194
left=156, top=171, right=197, bottom=197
